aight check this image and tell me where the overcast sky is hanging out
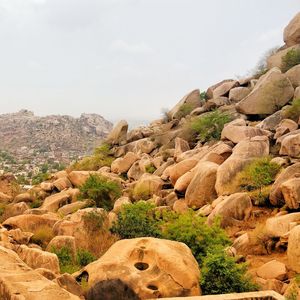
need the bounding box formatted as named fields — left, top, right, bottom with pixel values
left=0, top=0, right=299, bottom=124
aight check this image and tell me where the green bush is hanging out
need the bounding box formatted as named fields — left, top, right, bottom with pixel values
left=79, top=175, right=121, bottom=210
left=237, top=157, right=281, bottom=191
left=283, top=98, right=300, bottom=121
left=190, top=110, right=231, bottom=142
left=200, top=91, right=207, bottom=100
left=51, top=246, right=96, bottom=274
left=71, top=143, right=114, bottom=171
left=112, top=203, right=230, bottom=265
left=145, top=164, right=156, bottom=174
left=111, top=201, right=161, bottom=239
left=31, top=172, right=50, bottom=185
left=281, top=48, right=300, bottom=72
left=160, top=211, right=230, bottom=264
left=77, top=249, right=96, bottom=267
left=201, top=247, right=258, bottom=295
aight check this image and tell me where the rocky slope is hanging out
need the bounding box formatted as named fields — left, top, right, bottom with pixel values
left=0, top=110, right=112, bottom=177
left=0, top=11, right=299, bottom=300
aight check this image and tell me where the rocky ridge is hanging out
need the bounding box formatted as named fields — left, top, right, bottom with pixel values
left=0, top=12, right=300, bottom=300
left=0, top=110, right=112, bottom=178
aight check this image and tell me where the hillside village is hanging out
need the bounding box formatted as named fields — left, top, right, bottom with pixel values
left=0, top=11, right=300, bottom=300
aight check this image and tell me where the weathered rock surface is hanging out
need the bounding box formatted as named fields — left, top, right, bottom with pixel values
left=185, top=161, right=219, bottom=209
left=77, top=237, right=201, bottom=299
left=265, top=212, right=300, bottom=237
left=221, top=120, right=271, bottom=144
left=270, top=163, right=300, bottom=206
left=287, top=225, right=300, bottom=272
left=236, top=68, right=294, bottom=115
left=286, top=64, right=300, bottom=88
left=168, top=89, right=201, bottom=120
left=107, top=120, right=128, bottom=145
left=228, top=87, right=251, bottom=102
left=281, top=177, right=300, bottom=209
left=284, top=12, right=300, bottom=46
left=215, top=136, right=269, bottom=196
left=14, top=244, right=60, bottom=274
left=279, top=132, right=300, bottom=157
left=256, top=260, right=287, bottom=281
left=0, top=246, right=80, bottom=299
left=207, top=193, right=252, bottom=227
left=111, top=152, right=139, bottom=174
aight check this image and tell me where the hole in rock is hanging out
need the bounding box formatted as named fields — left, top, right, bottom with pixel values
left=147, top=285, right=158, bottom=291
left=134, top=262, right=149, bottom=271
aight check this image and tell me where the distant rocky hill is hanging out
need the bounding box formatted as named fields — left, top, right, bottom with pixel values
left=0, top=110, right=112, bottom=176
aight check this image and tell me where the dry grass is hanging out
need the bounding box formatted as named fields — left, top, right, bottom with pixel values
left=80, top=211, right=119, bottom=258
left=30, top=225, right=54, bottom=249
left=132, top=183, right=152, bottom=201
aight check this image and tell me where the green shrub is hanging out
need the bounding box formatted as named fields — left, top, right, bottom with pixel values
left=200, top=91, right=207, bottom=100
left=79, top=175, right=121, bottom=210
left=283, top=98, right=300, bottom=121
left=112, top=203, right=230, bottom=265
left=282, top=48, right=300, bottom=72
left=31, top=172, right=50, bottom=185
left=160, top=211, right=230, bottom=264
left=190, top=110, right=231, bottom=142
left=71, top=143, right=114, bottom=171
left=201, top=247, right=258, bottom=295
left=29, top=199, right=43, bottom=209
left=51, top=246, right=96, bottom=273
left=237, top=157, right=281, bottom=191
left=145, top=164, right=156, bottom=174
left=77, top=249, right=96, bottom=266
left=111, top=201, right=161, bottom=239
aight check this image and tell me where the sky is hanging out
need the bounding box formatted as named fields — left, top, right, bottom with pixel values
left=0, top=0, right=299, bottom=125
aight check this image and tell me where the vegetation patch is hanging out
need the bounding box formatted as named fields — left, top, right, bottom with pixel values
left=31, top=226, right=54, bottom=249
left=200, top=247, right=258, bottom=295
left=70, top=143, right=114, bottom=171
left=111, top=202, right=256, bottom=294
left=281, top=48, right=300, bottom=72
left=51, top=246, right=96, bottom=274
left=79, top=174, right=121, bottom=210
left=190, top=110, right=232, bottom=142
left=111, top=201, right=161, bottom=238
left=283, top=98, right=300, bottom=121
left=236, top=157, right=281, bottom=191
left=177, top=103, right=194, bottom=119
left=145, top=164, right=156, bottom=174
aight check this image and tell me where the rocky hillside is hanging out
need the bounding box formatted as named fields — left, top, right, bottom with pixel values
left=0, top=11, right=299, bottom=300
left=0, top=110, right=112, bottom=178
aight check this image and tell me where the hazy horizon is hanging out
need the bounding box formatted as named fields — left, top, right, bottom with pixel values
left=0, top=0, right=299, bottom=124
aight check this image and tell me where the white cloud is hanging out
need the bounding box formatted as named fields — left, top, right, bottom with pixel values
left=110, top=39, right=154, bottom=55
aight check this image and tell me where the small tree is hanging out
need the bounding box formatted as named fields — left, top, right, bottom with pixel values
left=201, top=247, right=258, bottom=295
left=111, top=201, right=161, bottom=239
left=79, top=175, right=121, bottom=210
left=160, top=211, right=230, bottom=264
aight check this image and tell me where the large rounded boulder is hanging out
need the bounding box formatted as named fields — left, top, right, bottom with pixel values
left=77, top=237, right=201, bottom=299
